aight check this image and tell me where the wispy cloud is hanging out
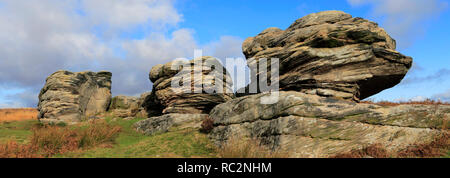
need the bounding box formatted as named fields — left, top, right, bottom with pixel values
left=400, top=68, right=450, bottom=86
left=0, top=0, right=244, bottom=108
left=348, top=0, right=448, bottom=48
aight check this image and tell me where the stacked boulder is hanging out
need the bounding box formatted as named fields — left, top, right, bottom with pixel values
left=134, top=56, right=234, bottom=135
left=209, top=11, right=448, bottom=157
left=238, top=10, right=412, bottom=101
left=38, top=70, right=112, bottom=124
left=148, top=56, right=233, bottom=114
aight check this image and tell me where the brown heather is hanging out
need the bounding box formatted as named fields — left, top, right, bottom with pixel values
left=397, top=133, right=449, bottom=158
left=0, top=108, right=38, bottom=122
left=0, top=141, right=42, bottom=158
left=0, top=120, right=121, bottom=158
left=361, top=99, right=450, bottom=107
left=332, top=133, right=449, bottom=158
left=199, top=116, right=214, bottom=133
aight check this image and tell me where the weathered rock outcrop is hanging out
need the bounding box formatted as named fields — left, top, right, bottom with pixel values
left=239, top=11, right=412, bottom=101
left=134, top=56, right=234, bottom=135
left=148, top=56, right=234, bottom=114
left=38, top=70, right=112, bottom=124
left=209, top=91, right=449, bottom=158
left=107, top=92, right=157, bottom=118
left=108, top=95, right=140, bottom=118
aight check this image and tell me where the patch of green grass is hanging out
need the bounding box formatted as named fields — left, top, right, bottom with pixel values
left=0, top=120, right=38, bottom=144
left=55, top=117, right=217, bottom=158
left=1, top=118, right=217, bottom=158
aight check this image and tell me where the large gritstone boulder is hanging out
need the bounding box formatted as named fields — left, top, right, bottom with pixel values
left=134, top=56, right=234, bottom=135
left=37, top=70, right=112, bottom=124
left=240, top=11, right=412, bottom=101
left=209, top=91, right=449, bottom=158
left=148, top=56, right=234, bottom=114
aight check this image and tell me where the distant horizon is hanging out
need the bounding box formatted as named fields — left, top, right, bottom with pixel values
left=1, top=0, right=449, bottom=108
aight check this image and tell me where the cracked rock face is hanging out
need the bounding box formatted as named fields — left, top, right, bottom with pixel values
left=148, top=56, right=234, bottom=114
left=38, top=70, right=112, bottom=124
left=209, top=91, right=449, bottom=158
left=241, top=11, right=412, bottom=101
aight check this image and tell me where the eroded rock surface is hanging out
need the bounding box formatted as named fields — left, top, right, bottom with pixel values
left=38, top=70, right=112, bottom=124
left=148, top=56, right=234, bottom=114
left=134, top=57, right=234, bottom=135
left=240, top=11, right=412, bottom=101
left=209, top=91, right=449, bottom=158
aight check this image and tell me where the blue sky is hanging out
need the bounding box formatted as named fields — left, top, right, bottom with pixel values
left=0, top=0, right=449, bottom=108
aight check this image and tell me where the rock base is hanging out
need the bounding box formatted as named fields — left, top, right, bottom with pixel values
left=209, top=91, right=449, bottom=158
left=134, top=114, right=208, bottom=135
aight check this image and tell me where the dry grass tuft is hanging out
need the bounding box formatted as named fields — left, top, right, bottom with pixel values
left=0, top=108, right=38, bottom=122
left=218, top=136, right=289, bottom=158
left=0, top=120, right=121, bottom=158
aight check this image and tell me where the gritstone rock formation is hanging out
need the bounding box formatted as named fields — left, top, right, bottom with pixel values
left=134, top=56, right=234, bottom=135
left=147, top=56, right=234, bottom=114
left=107, top=92, right=156, bottom=119
left=209, top=91, right=449, bottom=158
left=208, top=11, right=447, bottom=158
left=239, top=10, right=412, bottom=101
left=108, top=95, right=140, bottom=118
left=38, top=70, right=112, bottom=124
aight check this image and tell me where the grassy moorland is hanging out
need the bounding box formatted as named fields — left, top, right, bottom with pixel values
left=56, top=117, right=217, bottom=158
left=0, top=110, right=448, bottom=158
left=0, top=118, right=218, bottom=158
left=0, top=108, right=288, bottom=158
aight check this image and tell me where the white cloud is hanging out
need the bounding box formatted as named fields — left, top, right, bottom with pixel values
left=203, top=36, right=245, bottom=60
left=111, top=29, right=199, bottom=95
left=390, top=95, right=427, bottom=102
left=81, top=0, right=182, bottom=32
left=433, top=89, right=450, bottom=102
left=0, top=0, right=245, bottom=108
left=410, top=96, right=427, bottom=102
left=201, top=36, right=248, bottom=90
left=0, top=0, right=110, bottom=88
left=348, top=0, right=447, bottom=48
left=0, top=0, right=187, bottom=107
left=400, top=68, right=450, bottom=86
left=123, top=29, right=198, bottom=68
